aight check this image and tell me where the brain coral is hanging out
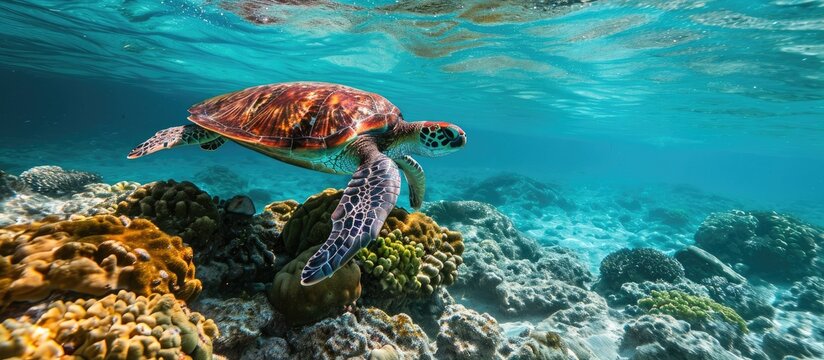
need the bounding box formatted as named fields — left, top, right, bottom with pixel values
left=695, top=210, right=822, bottom=280
left=0, top=290, right=218, bottom=360
left=0, top=215, right=201, bottom=306
left=268, top=245, right=362, bottom=326
left=598, top=248, right=684, bottom=291
left=115, top=180, right=220, bottom=256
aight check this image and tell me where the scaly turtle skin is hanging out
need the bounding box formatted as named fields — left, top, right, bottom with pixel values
left=128, top=82, right=466, bottom=285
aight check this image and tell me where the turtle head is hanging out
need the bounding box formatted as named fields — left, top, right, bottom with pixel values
left=415, top=121, right=466, bottom=157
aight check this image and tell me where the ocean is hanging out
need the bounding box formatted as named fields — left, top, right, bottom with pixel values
left=1, top=1, right=822, bottom=359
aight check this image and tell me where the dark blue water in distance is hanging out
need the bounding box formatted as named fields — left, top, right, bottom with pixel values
left=1, top=0, right=823, bottom=359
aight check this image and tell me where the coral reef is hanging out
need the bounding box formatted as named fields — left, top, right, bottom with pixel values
left=426, top=200, right=597, bottom=319
left=435, top=304, right=515, bottom=359
left=674, top=245, right=746, bottom=284
left=0, top=180, right=140, bottom=226
left=646, top=207, right=691, bottom=229
left=620, top=315, right=741, bottom=360
left=0, top=170, right=22, bottom=200
left=268, top=245, right=361, bottom=326
left=761, top=311, right=824, bottom=359
left=700, top=276, right=774, bottom=320
left=638, top=290, right=748, bottom=333
left=18, top=165, right=102, bottom=197
left=597, top=248, right=684, bottom=291
left=115, top=180, right=221, bottom=258
left=358, top=209, right=464, bottom=297
left=0, top=290, right=218, bottom=360
left=191, top=294, right=273, bottom=353
left=777, top=276, right=824, bottom=314
left=459, top=173, right=575, bottom=212
left=279, top=188, right=341, bottom=257
left=0, top=215, right=201, bottom=306
left=694, top=210, right=822, bottom=281
left=287, top=307, right=434, bottom=359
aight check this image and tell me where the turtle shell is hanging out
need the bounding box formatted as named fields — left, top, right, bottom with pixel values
left=188, top=82, right=402, bottom=150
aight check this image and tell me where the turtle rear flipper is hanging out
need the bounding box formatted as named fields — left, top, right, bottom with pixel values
left=127, top=124, right=221, bottom=159
left=300, top=146, right=401, bottom=285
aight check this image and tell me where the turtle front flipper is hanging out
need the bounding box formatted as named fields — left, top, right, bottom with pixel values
left=395, top=155, right=425, bottom=209
left=127, top=124, right=222, bottom=159
left=301, top=149, right=401, bottom=285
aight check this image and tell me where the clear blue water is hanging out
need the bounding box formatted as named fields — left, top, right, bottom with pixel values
left=1, top=1, right=823, bottom=358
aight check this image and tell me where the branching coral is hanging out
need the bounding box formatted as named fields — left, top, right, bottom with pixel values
left=18, top=165, right=102, bottom=196
left=268, top=245, right=362, bottom=326
left=0, top=290, right=218, bottom=359
left=0, top=215, right=201, bottom=306
left=115, top=180, right=220, bottom=256
left=638, top=290, right=748, bottom=333
left=598, top=248, right=684, bottom=291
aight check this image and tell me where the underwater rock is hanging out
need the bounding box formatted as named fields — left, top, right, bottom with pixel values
left=194, top=165, right=249, bottom=199
left=675, top=245, right=746, bottom=284
left=425, top=200, right=542, bottom=262
left=694, top=210, right=822, bottom=281
left=596, top=248, right=685, bottom=292
left=459, top=173, right=575, bottom=213
left=700, top=276, right=774, bottom=320
left=645, top=207, right=691, bottom=229
left=287, top=307, right=434, bottom=359
left=237, top=336, right=291, bottom=360
left=18, top=165, right=102, bottom=197
left=777, top=276, right=824, bottom=314
left=0, top=170, right=23, bottom=200
left=620, top=315, right=741, bottom=360
left=0, top=290, right=218, bottom=360
left=0, top=215, right=201, bottom=307
left=426, top=201, right=596, bottom=319
left=435, top=304, right=515, bottom=359
left=268, top=244, right=361, bottom=326
left=115, top=180, right=221, bottom=260
left=191, top=294, right=273, bottom=353
left=761, top=311, right=824, bottom=359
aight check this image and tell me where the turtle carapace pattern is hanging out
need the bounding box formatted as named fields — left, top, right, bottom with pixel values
left=128, top=82, right=467, bottom=285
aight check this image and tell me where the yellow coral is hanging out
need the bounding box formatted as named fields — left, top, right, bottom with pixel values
left=0, top=215, right=201, bottom=306
left=0, top=290, right=218, bottom=360
left=268, top=244, right=362, bottom=326
left=260, top=199, right=300, bottom=234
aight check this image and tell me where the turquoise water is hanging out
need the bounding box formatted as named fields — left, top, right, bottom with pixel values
left=1, top=1, right=823, bottom=359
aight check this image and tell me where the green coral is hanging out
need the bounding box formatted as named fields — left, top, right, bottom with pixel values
left=115, top=180, right=220, bottom=258
left=358, top=229, right=426, bottom=295
left=268, top=245, right=362, bottom=326
left=357, top=209, right=463, bottom=297
left=638, top=290, right=748, bottom=333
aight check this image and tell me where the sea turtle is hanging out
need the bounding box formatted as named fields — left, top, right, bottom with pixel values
left=128, top=82, right=466, bottom=285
